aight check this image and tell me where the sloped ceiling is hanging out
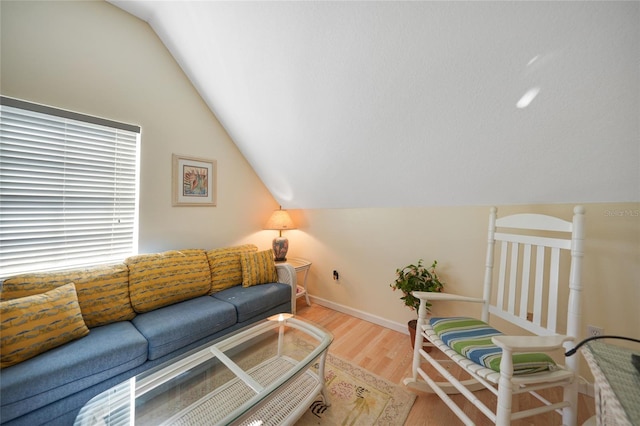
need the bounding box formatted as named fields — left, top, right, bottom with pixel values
left=109, top=1, right=639, bottom=209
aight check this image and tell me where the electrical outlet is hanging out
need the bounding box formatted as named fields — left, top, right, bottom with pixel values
left=587, top=325, right=604, bottom=337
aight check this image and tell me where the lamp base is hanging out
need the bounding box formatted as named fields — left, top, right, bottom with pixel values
left=272, top=236, right=289, bottom=261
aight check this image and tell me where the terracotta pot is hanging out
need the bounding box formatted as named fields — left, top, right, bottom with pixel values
left=408, top=319, right=432, bottom=352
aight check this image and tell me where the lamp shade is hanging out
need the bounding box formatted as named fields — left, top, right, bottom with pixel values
left=263, top=209, right=296, bottom=231
left=264, top=208, right=295, bottom=261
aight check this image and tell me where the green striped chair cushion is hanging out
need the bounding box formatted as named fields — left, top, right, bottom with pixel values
left=430, top=317, right=557, bottom=375
left=1, top=264, right=135, bottom=328
left=1, top=283, right=90, bottom=368
left=126, top=249, right=212, bottom=313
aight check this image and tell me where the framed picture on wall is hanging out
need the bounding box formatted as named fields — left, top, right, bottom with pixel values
left=172, top=154, right=217, bottom=206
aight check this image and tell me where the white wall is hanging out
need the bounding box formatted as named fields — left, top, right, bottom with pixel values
left=1, top=0, right=278, bottom=254
left=286, top=203, right=639, bottom=338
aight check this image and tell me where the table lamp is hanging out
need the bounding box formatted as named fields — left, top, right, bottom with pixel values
left=264, top=207, right=296, bottom=261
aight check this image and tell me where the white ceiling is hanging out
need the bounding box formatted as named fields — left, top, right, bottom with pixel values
left=109, top=1, right=639, bottom=209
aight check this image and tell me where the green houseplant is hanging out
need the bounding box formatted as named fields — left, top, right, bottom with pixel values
left=390, top=259, right=444, bottom=348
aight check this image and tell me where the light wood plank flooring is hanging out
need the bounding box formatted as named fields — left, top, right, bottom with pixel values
left=295, top=303, right=595, bottom=425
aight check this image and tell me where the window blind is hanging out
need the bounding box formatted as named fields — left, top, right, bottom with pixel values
left=0, top=97, right=140, bottom=277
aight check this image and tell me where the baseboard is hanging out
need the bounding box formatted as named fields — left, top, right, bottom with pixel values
left=308, top=295, right=409, bottom=335
left=307, top=295, right=596, bottom=397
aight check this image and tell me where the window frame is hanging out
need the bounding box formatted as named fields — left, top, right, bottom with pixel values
left=0, top=96, right=141, bottom=277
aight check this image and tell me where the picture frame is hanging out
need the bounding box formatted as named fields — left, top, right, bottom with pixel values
left=172, top=154, right=217, bottom=206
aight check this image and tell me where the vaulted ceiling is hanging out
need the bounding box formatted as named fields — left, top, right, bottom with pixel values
left=109, top=1, right=639, bottom=209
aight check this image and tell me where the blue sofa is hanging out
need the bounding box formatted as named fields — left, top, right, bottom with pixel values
left=0, top=246, right=296, bottom=426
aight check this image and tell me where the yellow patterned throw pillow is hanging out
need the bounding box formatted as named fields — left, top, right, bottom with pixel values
left=240, top=249, right=279, bottom=287
left=206, top=244, right=258, bottom=293
left=126, top=249, right=212, bottom=313
left=1, top=264, right=135, bottom=328
left=1, top=283, right=90, bottom=368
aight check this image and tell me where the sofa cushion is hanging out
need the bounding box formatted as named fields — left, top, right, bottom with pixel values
left=206, top=244, right=257, bottom=293
left=212, top=283, right=291, bottom=323
left=132, top=296, right=237, bottom=360
left=0, top=264, right=135, bottom=328
left=1, top=283, right=90, bottom=368
left=126, top=249, right=212, bottom=313
left=0, top=321, right=147, bottom=419
left=241, top=249, right=278, bottom=287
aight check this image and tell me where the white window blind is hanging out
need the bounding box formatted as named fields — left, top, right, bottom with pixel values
left=0, top=97, right=140, bottom=277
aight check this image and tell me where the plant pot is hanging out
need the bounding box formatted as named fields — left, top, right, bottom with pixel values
left=408, top=319, right=432, bottom=352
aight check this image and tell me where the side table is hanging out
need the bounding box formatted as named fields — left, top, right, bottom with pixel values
left=277, top=258, right=311, bottom=310
left=581, top=341, right=640, bottom=426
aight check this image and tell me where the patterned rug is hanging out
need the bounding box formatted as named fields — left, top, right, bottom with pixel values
left=295, top=353, right=416, bottom=425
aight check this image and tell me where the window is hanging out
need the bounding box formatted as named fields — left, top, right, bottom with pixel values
left=0, top=97, right=140, bottom=277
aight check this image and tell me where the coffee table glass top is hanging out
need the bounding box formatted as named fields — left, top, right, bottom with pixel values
left=74, top=314, right=333, bottom=426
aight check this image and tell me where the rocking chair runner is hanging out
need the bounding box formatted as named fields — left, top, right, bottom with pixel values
left=404, top=206, right=585, bottom=426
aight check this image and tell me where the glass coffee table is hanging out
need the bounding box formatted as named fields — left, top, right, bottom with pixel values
left=75, top=314, right=333, bottom=426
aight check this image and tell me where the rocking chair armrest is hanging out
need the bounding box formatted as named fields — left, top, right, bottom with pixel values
left=492, top=335, right=574, bottom=353
left=411, top=291, right=485, bottom=303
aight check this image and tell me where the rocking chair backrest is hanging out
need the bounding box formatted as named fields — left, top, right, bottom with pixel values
left=482, top=206, right=586, bottom=346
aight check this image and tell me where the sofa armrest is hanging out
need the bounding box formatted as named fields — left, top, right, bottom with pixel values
left=275, top=264, right=297, bottom=313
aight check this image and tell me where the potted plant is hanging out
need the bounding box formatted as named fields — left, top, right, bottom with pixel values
left=390, top=259, right=444, bottom=348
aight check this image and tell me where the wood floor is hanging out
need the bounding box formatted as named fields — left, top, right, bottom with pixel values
left=295, top=302, right=595, bottom=425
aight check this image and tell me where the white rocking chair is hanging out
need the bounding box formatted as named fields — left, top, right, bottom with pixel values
left=404, top=206, right=585, bottom=425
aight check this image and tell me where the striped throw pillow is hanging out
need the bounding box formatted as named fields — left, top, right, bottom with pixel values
left=1, top=283, right=90, bottom=368
left=1, top=264, right=135, bottom=328
left=240, top=249, right=278, bottom=287
left=206, top=244, right=258, bottom=293
left=126, top=249, right=212, bottom=313
left=430, top=317, right=557, bottom=375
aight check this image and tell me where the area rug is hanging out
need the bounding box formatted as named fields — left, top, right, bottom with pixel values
left=295, top=353, right=416, bottom=425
